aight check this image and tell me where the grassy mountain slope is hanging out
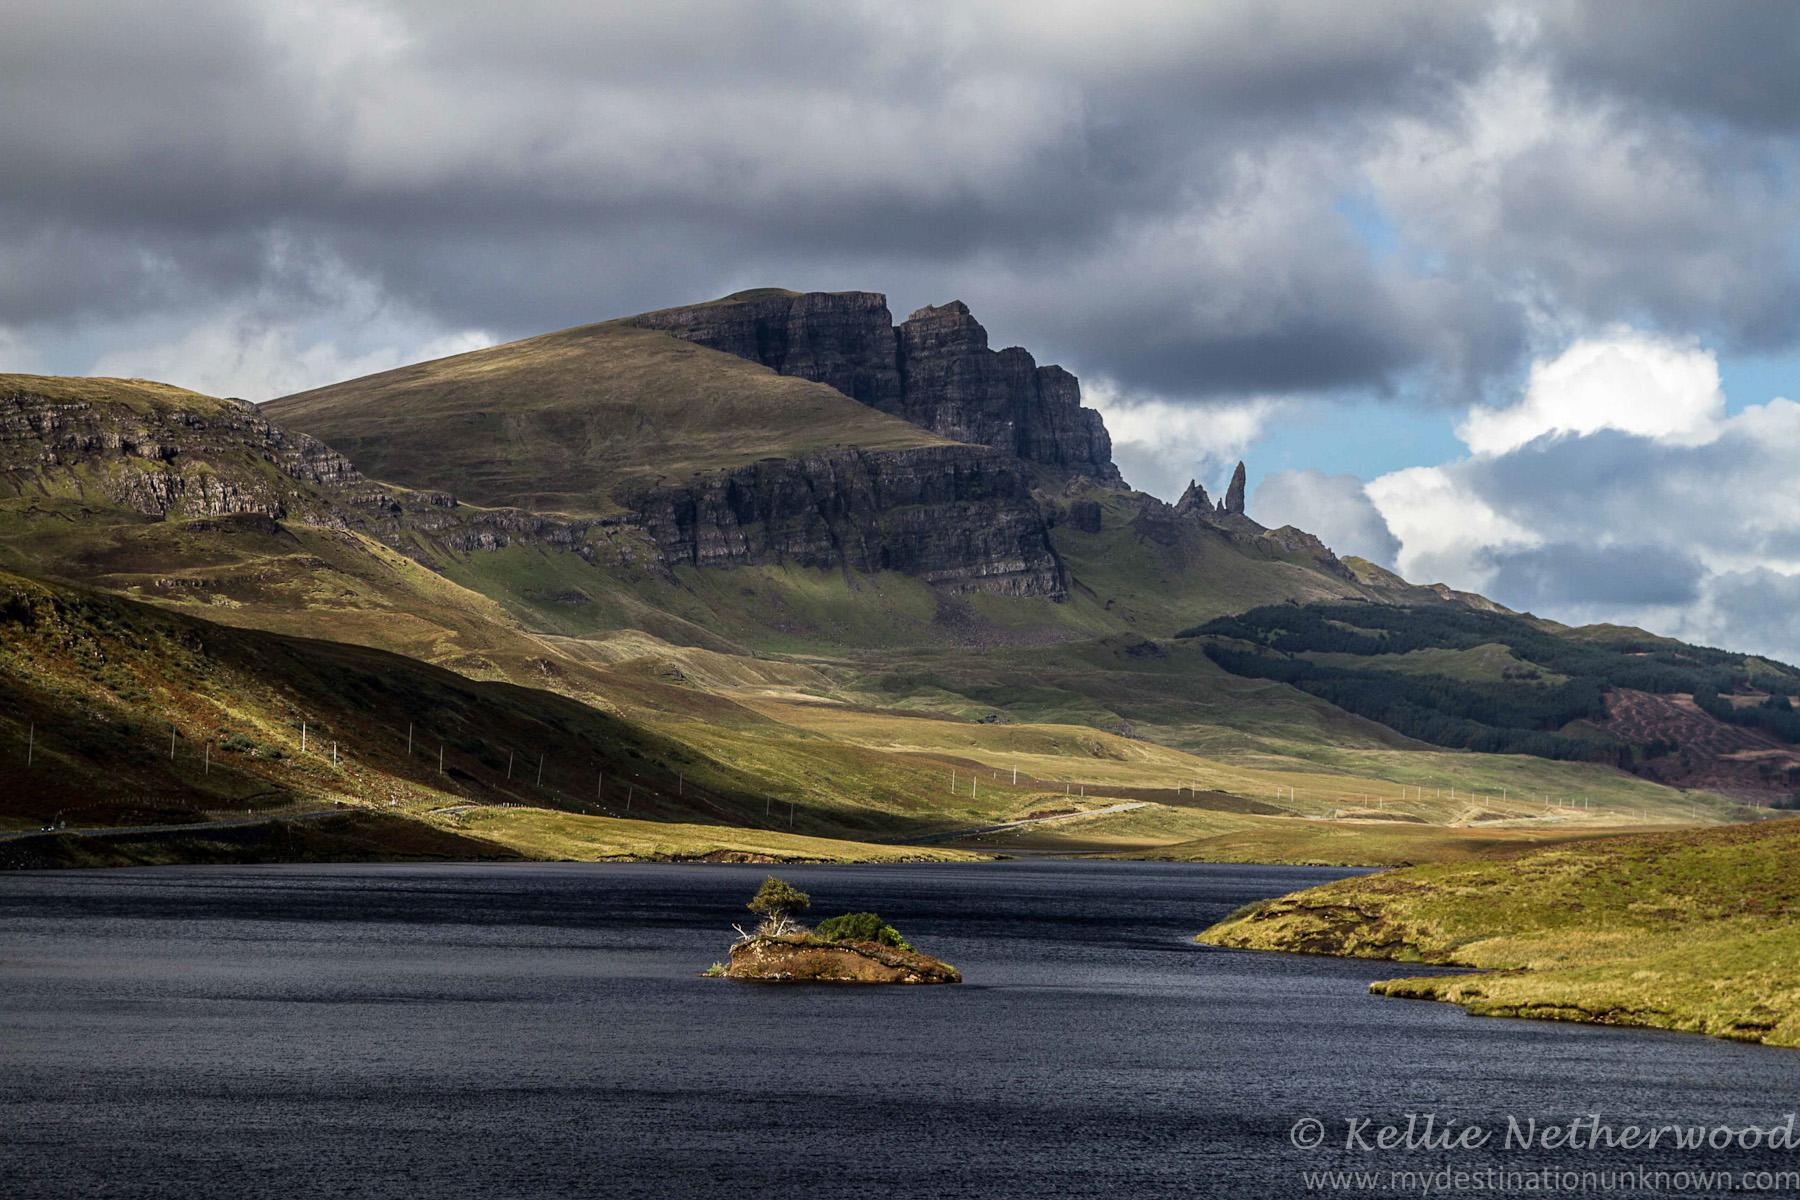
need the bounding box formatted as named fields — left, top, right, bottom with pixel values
left=1187, top=600, right=1800, bottom=799
left=1198, top=817, right=1800, bottom=1046
left=2, top=346, right=1755, bottom=869
left=264, top=320, right=948, bottom=515
left=0, top=568, right=984, bottom=863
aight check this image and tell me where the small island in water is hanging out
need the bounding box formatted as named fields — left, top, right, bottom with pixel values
left=707, top=876, right=961, bottom=984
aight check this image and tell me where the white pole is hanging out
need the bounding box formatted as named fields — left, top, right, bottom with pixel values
left=301, top=722, right=306, bottom=753
left=332, top=742, right=338, bottom=767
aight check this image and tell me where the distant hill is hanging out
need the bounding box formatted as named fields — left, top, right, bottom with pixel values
left=1184, top=601, right=1800, bottom=799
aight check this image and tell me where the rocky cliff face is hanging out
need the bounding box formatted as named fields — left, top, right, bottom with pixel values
left=4, top=380, right=1063, bottom=599
left=621, top=445, right=1066, bottom=597
left=637, top=291, right=1121, bottom=482
left=1, top=384, right=376, bottom=523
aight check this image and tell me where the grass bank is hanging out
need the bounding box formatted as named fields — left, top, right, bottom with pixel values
left=1197, top=817, right=1800, bottom=1047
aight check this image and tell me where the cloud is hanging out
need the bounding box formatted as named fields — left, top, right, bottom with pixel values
left=1252, top=470, right=1402, bottom=567
left=3, top=1, right=1795, bottom=410
left=89, top=315, right=491, bottom=402
left=1456, top=331, right=1724, bottom=454
left=1086, top=383, right=1283, bottom=501
left=1362, top=330, right=1800, bottom=660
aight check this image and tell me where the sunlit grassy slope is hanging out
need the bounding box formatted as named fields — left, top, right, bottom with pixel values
left=4, top=367, right=1762, bottom=870
left=263, top=320, right=949, bottom=515
left=1198, top=817, right=1800, bottom=1046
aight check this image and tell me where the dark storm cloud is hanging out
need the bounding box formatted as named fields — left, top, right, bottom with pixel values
left=1539, top=0, right=1800, bottom=132
left=2, top=2, right=1798, bottom=403
left=1481, top=541, right=1705, bottom=610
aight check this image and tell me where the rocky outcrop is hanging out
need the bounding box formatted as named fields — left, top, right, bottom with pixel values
left=637, top=291, right=1121, bottom=482
left=635, top=289, right=901, bottom=410
left=722, top=933, right=961, bottom=984
left=1172, top=479, right=1212, bottom=518
left=1064, top=498, right=1103, bottom=534
left=0, top=385, right=379, bottom=523
left=621, top=445, right=1066, bottom=597
left=1223, top=461, right=1247, bottom=515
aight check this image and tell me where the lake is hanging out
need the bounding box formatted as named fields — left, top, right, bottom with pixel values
left=3, top=860, right=1796, bottom=1198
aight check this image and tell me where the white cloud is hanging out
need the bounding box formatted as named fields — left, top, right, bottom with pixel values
left=1456, top=330, right=1724, bottom=454
left=88, top=315, right=491, bottom=401
left=1086, top=382, right=1284, bottom=500
left=1358, top=329, right=1800, bottom=660
left=1365, top=462, right=1537, bottom=589
left=1253, top=469, right=1401, bottom=567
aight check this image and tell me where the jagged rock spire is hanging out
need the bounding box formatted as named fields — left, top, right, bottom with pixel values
left=1223, top=461, right=1247, bottom=515
left=1172, top=478, right=1211, bottom=516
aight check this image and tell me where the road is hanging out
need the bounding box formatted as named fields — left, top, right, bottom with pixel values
left=918, top=801, right=1149, bottom=843
left=0, top=808, right=350, bottom=843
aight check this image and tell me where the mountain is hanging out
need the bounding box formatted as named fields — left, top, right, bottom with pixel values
left=264, top=290, right=1399, bottom=641
left=2, top=292, right=1781, bottom=868
left=633, top=289, right=1119, bottom=481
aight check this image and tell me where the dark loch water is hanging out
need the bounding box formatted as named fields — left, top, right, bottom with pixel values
left=3, top=861, right=1797, bottom=1199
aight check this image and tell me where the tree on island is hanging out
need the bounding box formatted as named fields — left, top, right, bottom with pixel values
left=746, top=875, right=810, bottom=936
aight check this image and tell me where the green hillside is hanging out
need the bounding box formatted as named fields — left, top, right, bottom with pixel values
left=1186, top=601, right=1800, bottom=800
left=264, top=320, right=949, bottom=515
left=1, top=311, right=1764, bottom=871
left=1198, top=817, right=1800, bottom=1047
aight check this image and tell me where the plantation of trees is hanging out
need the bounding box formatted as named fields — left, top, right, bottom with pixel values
left=1183, top=602, right=1800, bottom=761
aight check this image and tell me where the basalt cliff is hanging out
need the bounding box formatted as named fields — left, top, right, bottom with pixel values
left=636, top=289, right=1120, bottom=482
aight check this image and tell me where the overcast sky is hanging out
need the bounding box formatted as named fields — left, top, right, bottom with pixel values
left=6, top=1, right=1800, bottom=658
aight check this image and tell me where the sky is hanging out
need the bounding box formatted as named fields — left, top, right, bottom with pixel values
left=5, top=1, right=1800, bottom=659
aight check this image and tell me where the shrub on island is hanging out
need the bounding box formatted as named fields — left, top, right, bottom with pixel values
left=814, top=912, right=912, bottom=951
